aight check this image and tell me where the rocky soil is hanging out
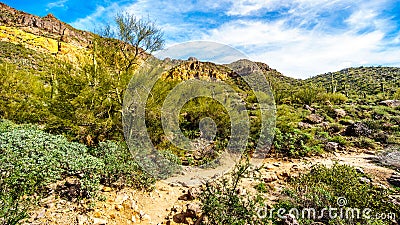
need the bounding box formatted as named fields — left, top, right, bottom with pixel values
left=22, top=147, right=399, bottom=225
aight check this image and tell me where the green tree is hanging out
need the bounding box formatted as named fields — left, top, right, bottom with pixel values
left=114, top=13, right=165, bottom=72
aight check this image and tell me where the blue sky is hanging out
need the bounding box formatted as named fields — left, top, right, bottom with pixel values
left=2, top=0, right=400, bottom=78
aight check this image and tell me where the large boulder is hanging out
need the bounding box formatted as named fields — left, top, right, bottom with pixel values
left=345, top=122, right=371, bottom=137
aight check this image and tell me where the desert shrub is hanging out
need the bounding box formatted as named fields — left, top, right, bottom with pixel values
left=273, top=128, right=321, bottom=157
left=329, top=135, right=348, bottom=146
left=89, top=141, right=155, bottom=190
left=0, top=120, right=154, bottom=224
left=353, top=137, right=378, bottom=149
left=276, top=104, right=305, bottom=131
left=0, top=122, right=103, bottom=223
left=294, top=84, right=324, bottom=105
left=199, top=162, right=270, bottom=225
left=318, top=92, right=348, bottom=104
left=393, top=88, right=400, bottom=100
left=277, top=164, right=399, bottom=225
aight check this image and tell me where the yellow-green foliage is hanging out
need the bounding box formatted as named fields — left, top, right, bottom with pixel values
left=394, top=88, right=400, bottom=99
left=318, top=92, right=348, bottom=104
left=0, top=26, right=88, bottom=63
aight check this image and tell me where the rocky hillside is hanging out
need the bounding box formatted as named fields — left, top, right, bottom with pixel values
left=0, top=3, right=91, bottom=48
left=307, top=66, right=400, bottom=97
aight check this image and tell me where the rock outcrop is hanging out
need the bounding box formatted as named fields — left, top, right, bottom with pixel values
left=345, top=122, right=371, bottom=137
left=0, top=3, right=91, bottom=47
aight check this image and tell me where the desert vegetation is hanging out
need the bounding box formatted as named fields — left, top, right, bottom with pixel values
left=0, top=4, right=399, bottom=225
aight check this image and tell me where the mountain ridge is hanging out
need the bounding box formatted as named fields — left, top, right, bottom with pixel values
left=0, top=2, right=91, bottom=48
left=0, top=2, right=399, bottom=95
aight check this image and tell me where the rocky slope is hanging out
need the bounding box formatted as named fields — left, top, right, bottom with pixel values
left=0, top=3, right=91, bottom=48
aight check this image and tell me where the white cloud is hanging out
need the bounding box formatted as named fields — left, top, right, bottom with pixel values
left=69, top=0, right=400, bottom=78
left=201, top=17, right=400, bottom=78
left=226, top=0, right=280, bottom=16
left=70, top=3, right=121, bottom=32
left=47, top=0, right=68, bottom=10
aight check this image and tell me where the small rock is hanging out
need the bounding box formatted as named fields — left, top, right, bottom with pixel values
left=93, top=218, right=108, bottom=225
left=236, top=188, right=247, bottom=195
left=142, top=214, right=151, bottom=221
left=298, top=122, right=312, bottom=129
left=303, top=104, right=316, bottom=113
left=93, top=211, right=102, bottom=218
left=264, top=174, right=278, bottom=183
left=334, top=109, right=346, bottom=118
left=187, top=202, right=202, bottom=217
left=355, top=167, right=364, bottom=174
left=171, top=205, right=182, bottom=212
left=115, top=205, right=124, bottom=211
left=379, top=100, right=400, bottom=107
left=114, top=194, right=129, bottom=205
left=188, top=187, right=201, bottom=200
left=46, top=202, right=55, bottom=209
left=333, top=152, right=341, bottom=157
left=325, top=142, right=339, bottom=151
left=321, top=122, right=330, bottom=129
left=345, top=122, right=371, bottom=137
left=364, top=150, right=375, bottom=155
left=359, top=177, right=371, bottom=184
left=265, top=165, right=275, bottom=170
left=102, top=186, right=112, bottom=192
left=281, top=171, right=290, bottom=178
left=306, top=114, right=324, bottom=124
left=388, top=174, right=400, bottom=187
left=77, top=215, right=88, bottom=225
left=130, top=200, right=139, bottom=211
left=36, top=208, right=46, bottom=219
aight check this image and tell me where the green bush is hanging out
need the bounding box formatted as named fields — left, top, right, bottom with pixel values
left=273, top=128, right=321, bottom=157
left=0, top=120, right=154, bottom=224
left=278, top=164, right=399, bottom=225
left=200, top=162, right=269, bottom=225
left=329, top=135, right=348, bottom=146
left=90, top=141, right=155, bottom=190
left=0, top=122, right=103, bottom=223
left=393, top=88, right=400, bottom=100
left=318, top=92, right=348, bottom=104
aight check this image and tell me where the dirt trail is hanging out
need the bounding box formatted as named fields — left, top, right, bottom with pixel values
left=24, top=150, right=397, bottom=225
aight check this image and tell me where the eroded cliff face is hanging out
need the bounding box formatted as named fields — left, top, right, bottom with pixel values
left=0, top=3, right=91, bottom=48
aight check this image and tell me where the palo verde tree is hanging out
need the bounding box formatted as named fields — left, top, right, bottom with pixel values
left=114, top=13, right=165, bottom=73
left=45, top=12, right=165, bottom=145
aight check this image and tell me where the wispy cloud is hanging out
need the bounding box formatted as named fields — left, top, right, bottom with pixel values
left=46, top=0, right=68, bottom=10
left=70, top=3, right=122, bottom=32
